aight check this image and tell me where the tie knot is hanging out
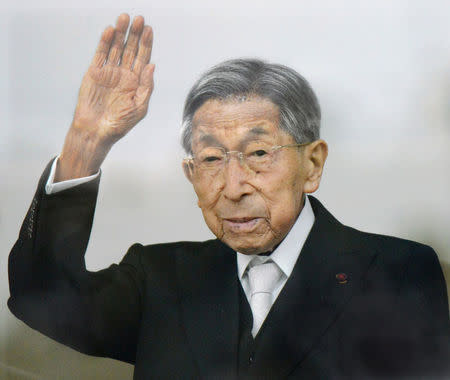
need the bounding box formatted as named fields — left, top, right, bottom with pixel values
left=247, top=260, right=282, bottom=295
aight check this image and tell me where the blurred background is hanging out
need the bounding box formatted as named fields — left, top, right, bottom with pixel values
left=1, top=0, right=449, bottom=378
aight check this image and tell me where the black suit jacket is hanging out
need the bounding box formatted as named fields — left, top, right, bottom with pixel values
left=8, top=161, right=450, bottom=379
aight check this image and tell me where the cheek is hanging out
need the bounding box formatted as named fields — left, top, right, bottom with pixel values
left=193, top=176, right=222, bottom=208
left=260, top=172, right=304, bottom=230
left=193, top=181, right=224, bottom=233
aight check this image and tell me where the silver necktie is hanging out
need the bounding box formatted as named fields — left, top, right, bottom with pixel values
left=247, top=259, right=283, bottom=337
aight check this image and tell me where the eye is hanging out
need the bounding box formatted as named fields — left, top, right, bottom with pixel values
left=251, top=149, right=268, bottom=157
left=203, top=155, right=221, bottom=163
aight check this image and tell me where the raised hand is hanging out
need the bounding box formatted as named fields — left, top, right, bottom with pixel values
left=57, top=14, right=154, bottom=181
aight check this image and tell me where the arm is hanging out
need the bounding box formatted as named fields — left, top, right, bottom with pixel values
left=363, top=242, right=450, bottom=376
left=8, top=14, right=154, bottom=363
left=56, top=13, right=154, bottom=182
left=46, top=156, right=100, bottom=194
left=401, top=245, right=450, bottom=374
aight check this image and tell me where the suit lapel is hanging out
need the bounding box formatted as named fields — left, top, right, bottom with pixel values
left=178, top=240, right=239, bottom=379
left=249, top=197, right=379, bottom=378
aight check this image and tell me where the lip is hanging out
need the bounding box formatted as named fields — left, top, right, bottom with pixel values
left=224, top=217, right=258, bottom=222
left=223, top=217, right=263, bottom=233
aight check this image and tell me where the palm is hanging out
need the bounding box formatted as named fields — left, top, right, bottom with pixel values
left=76, top=66, right=143, bottom=136
left=72, top=14, right=154, bottom=143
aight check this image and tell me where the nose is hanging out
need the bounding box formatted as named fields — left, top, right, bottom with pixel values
left=221, top=154, right=254, bottom=201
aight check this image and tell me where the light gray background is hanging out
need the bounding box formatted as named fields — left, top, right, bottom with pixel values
left=1, top=1, right=449, bottom=379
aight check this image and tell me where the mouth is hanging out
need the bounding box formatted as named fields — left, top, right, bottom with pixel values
left=222, top=217, right=263, bottom=233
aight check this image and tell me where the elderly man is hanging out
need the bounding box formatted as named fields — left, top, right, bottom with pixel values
left=8, top=14, right=449, bottom=379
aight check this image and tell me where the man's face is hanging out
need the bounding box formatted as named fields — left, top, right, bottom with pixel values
left=185, top=97, right=315, bottom=255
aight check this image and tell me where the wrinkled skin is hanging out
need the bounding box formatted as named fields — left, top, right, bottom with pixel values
left=56, top=14, right=155, bottom=182
left=183, top=97, right=328, bottom=254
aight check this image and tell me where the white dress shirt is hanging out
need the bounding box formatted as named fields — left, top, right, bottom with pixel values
left=237, top=196, right=315, bottom=307
left=45, top=157, right=100, bottom=195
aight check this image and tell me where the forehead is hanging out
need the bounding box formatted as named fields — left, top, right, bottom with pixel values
left=191, top=97, right=283, bottom=146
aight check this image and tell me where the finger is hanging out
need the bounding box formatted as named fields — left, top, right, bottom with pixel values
left=91, top=26, right=115, bottom=68
left=136, top=64, right=155, bottom=105
left=106, top=13, right=130, bottom=66
left=121, top=16, right=145, bottom=69
left=132, top=25, right=153, bottom=76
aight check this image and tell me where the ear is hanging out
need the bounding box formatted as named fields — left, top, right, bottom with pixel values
left=302, top=139, right=328, bottom=194
left=182, top=159, right=194, bottom=183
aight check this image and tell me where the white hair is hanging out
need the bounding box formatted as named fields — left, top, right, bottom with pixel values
left=181, top=58, right=321, bottom=154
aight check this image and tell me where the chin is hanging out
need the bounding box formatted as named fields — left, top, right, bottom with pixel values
left=216, top=222, right=277, bottom=254
left=222, top=237, right=272, bottom=255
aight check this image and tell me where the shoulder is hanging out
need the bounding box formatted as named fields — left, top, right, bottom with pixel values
left=310, top=195, right=438, bottom=264
left=344, top=224, right=436, bottom=260
left=116, top=239, right=235, bottom=295
left=119, top=239, right=231, bottom=270
left=340, top=225, right=448, bottom=306
left=137, top=238, right=226, bottom=257
left=342, top=224, right=441, bottom=276
left=339, top=222, right=444, bottom=290
left=309, top=196, right=444, bottom=287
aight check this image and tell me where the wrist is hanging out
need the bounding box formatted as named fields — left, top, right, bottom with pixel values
left=56, top=126, right=112, bottom=182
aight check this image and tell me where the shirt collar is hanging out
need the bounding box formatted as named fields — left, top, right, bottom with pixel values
left=237, top=195, right=315, bottom=279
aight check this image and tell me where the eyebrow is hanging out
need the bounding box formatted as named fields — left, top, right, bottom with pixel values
left=239, top=127, right=272, bottom=147
left=197, top=134, right=224, bottom=147
left=195, top=126, right=272, bottom=149
left=247, top=126, right=270, bottom=136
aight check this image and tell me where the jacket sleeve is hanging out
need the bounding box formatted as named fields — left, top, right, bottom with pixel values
left=400, top=244, right=450, bottom=375
left=7, top=160, right=144, bottom=364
